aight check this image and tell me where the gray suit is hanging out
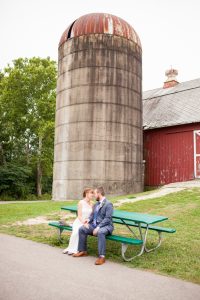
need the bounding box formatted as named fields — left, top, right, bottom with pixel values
left=78, top=198, right=114, bottom=256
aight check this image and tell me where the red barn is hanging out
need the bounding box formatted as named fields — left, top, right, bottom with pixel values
left=143, top=71, right=200, bottom=186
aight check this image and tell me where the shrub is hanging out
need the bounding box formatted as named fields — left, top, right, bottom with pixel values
left=0, top=163, right=33, bottom=199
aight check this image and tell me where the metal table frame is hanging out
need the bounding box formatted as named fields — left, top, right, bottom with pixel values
left=116, top=219, right=163, bottom=261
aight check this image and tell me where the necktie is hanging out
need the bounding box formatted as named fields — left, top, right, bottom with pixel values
left=93, top=202, right=100, bottom=227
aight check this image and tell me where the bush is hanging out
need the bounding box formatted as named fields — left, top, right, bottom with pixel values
left=0, top=163, right=33, bottom=199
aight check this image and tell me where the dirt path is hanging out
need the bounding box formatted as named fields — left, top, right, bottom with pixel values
left=114, top=179, right=200, bottom=207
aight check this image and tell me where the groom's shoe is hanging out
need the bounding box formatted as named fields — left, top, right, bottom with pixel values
left=73, top=251, right=88, bottom=257
left=95, top=257, right=106, bottom=265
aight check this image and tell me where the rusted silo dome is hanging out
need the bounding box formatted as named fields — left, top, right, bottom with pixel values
left=53, top=13, right=143, bottom=200
left=59, top=13, right=141, bottom=48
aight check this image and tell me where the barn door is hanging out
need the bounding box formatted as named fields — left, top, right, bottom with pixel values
left=194, top=130, right=200, bottom=178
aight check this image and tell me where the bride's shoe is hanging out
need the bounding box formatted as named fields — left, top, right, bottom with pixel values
left=62, top=248, right=68, bottom=254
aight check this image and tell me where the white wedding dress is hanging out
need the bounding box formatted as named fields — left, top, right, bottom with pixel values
left=64, top=199, right=92, bottom=254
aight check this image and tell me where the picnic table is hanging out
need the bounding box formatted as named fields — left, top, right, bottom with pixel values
left=54, top=205, right=176, bottom=261
left=49, top=205, right=176, bottom=261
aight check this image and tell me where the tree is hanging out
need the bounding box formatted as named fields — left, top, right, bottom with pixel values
left=0, top=57, right=57, bottom=197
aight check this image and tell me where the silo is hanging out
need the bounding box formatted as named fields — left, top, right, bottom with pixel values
left=53, top=13, right=143, bottom=200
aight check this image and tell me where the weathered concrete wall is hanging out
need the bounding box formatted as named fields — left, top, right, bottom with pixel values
left=53, top=34, right=143, bottom=200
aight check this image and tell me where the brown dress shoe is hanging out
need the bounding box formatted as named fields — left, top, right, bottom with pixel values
left=72, top=251, right=88, bottom=257
left=95, top=257, right=106, bottom=265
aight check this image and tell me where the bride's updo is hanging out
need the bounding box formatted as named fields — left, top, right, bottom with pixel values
left=83, top=187, right=93, bottom=198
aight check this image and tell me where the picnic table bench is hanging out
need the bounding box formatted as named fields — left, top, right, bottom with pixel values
left=49, top=205, right=176, bottom=261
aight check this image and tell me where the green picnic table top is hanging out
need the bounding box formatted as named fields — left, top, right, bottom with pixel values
left=61, top=205, right=168, bottom=225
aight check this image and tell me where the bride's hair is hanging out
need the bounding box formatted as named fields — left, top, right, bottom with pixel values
left=83, top=187, right=93, bottom=198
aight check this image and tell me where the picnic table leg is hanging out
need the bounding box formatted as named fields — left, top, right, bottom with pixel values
left=138, top=223, right=148, bottom=252
left=121, top=220, right=139, bottom=239
left=57, top=228, right=64, bottom=243
left=138, top=224, right=163, bottom=252
left=120, top=223, right=146, bottom=261
left=120, top=224, right=163, bottom=260
left=144, top=232, right=162, bottom=252
left=138, top=223, right=148, bottom=245
left=121, top=242, right=144, bottom=261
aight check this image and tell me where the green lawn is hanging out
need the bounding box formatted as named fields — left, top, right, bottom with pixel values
left=0, top=188, right=200, bottom=284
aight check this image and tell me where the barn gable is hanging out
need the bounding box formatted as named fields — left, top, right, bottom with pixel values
left=143, top=77, right=200, bottom=186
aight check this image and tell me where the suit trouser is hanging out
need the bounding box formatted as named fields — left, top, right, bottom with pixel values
left=78, top=225, right=110, bottom=256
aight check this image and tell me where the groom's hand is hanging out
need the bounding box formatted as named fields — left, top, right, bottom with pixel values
left=93, top=227, right=99, bottom=236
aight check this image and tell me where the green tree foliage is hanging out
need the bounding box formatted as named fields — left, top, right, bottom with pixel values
left=0, top=57, right=57, bottom=198
left=0, top=163, right=33, bottom=198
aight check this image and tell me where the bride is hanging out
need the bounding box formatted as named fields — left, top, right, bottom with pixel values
left=63, top=187, right=94, bottom=254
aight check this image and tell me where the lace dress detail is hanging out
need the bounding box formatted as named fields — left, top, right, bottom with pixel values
left=65, top=200, right=92, bottom=253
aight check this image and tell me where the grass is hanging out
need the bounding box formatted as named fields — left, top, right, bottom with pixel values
left=0, top=193, right=52, bottom=201
left=0, top=188, right=200, bottom=284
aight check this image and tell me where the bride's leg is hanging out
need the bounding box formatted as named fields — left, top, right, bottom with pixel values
left=63, top=225, right=80, bottom=254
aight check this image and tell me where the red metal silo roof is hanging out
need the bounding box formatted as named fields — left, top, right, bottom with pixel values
left=59, top=13, right=141, bottom=48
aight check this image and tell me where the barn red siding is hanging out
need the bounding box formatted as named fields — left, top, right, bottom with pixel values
left=144, top=123, right=200, bottom=186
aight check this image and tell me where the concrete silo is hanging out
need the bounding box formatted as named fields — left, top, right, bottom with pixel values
left=53, top=13, right=143, bottom=200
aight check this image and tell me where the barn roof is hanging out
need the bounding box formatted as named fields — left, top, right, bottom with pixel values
left=143, top=78, right=200, bottom=130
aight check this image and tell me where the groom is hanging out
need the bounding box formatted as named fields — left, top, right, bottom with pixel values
left=73, top=186, right=114, bottom=265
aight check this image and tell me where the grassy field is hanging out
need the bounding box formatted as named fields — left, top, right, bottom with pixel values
left=0, top=188, right=200, bottom=284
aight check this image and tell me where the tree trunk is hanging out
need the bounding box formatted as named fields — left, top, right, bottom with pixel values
left=0, top=142, right=6, bottom=165
left=36, top=136, right=42, bottom=197
left=26, top=136, right=30, bottom=164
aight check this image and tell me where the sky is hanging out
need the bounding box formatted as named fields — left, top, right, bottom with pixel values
left=1, top=0, right=200, bottom=91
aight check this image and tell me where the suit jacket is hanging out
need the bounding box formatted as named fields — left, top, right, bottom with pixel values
left=89, top=198, right=114, bottom=234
